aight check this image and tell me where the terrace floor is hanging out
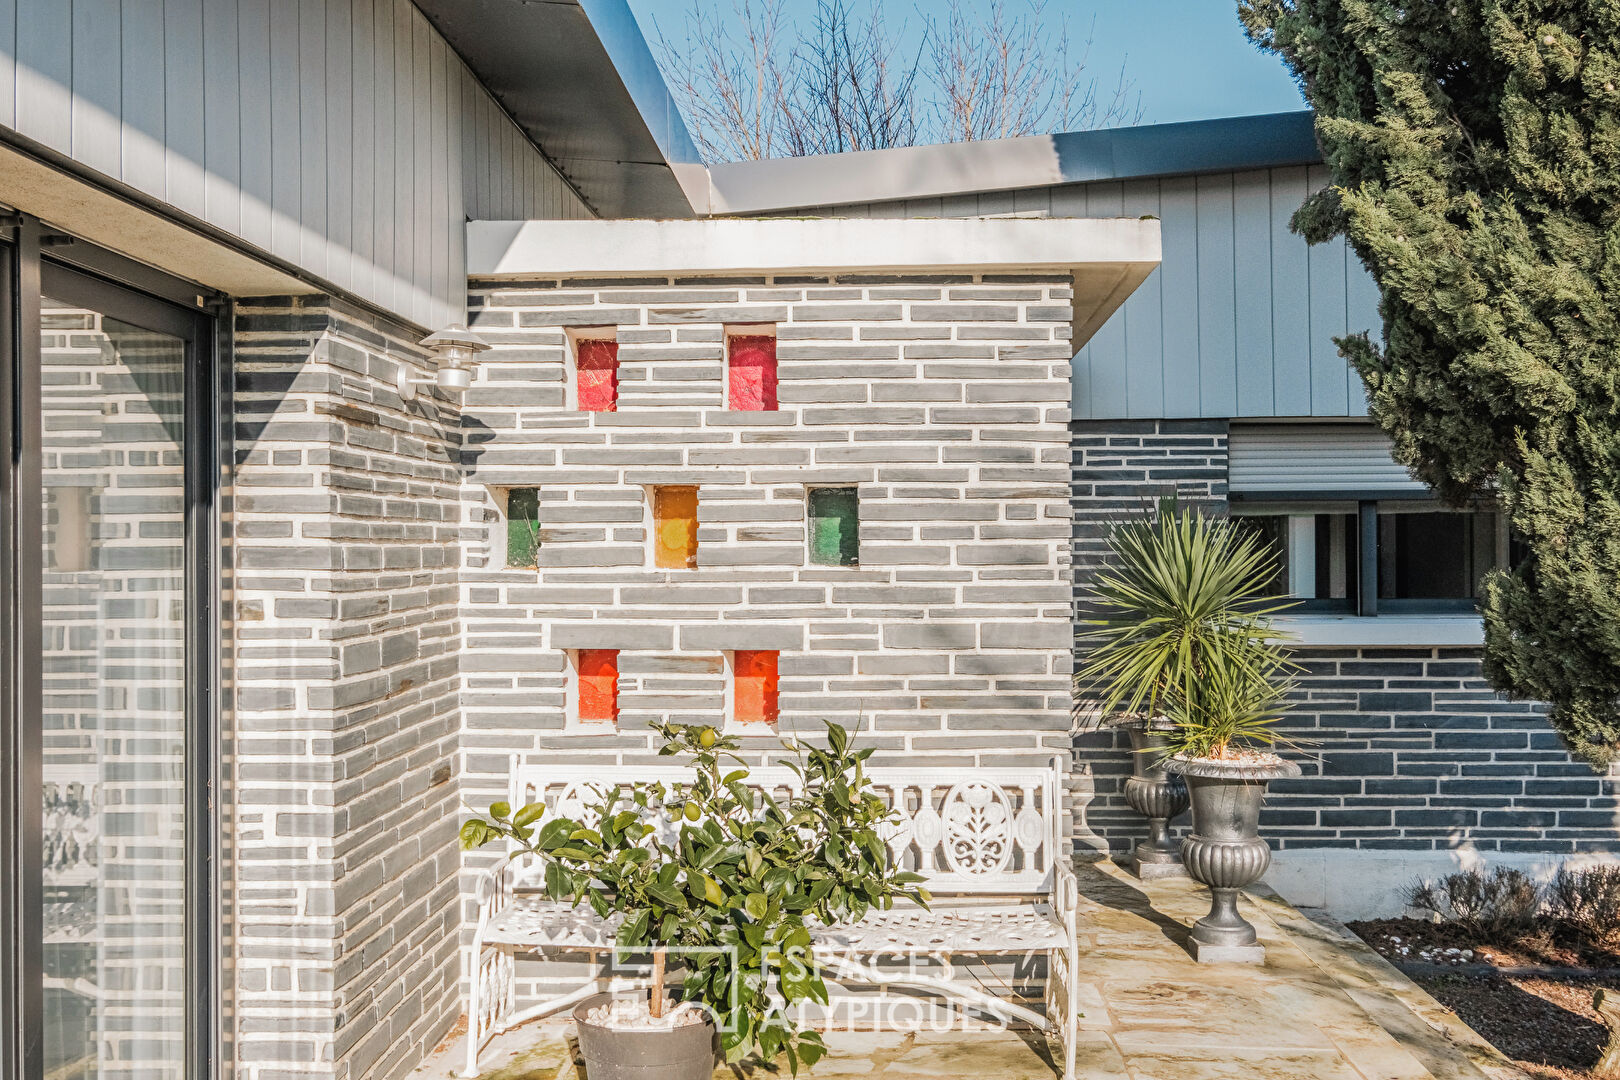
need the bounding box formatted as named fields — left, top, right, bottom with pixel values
left=417, top=860, right=1524, bottom=1080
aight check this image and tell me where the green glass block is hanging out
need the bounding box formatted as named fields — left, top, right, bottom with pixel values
left=506, top=487, right=540, bottom=568
left=808, top=486, right=859, bottom=566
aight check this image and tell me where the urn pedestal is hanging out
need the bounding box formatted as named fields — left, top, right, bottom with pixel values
left=1121, top=726, right=1189, bottom=880
left=1165, top=755, right=1300, bottom=964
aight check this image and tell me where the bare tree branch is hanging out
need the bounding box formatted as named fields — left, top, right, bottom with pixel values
left=649, top=0, right=1140, bottom=162
left=927, top=0, right=1142, bottom=143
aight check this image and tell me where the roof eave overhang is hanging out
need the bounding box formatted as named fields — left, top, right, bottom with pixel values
left=698, top=111, right=1321, bottom=215
left=467, top=217, right=1162, bottom=349
left=413, top=0, right=702, bottom=219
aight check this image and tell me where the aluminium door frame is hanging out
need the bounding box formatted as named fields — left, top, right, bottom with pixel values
left=0, top=220, right=224, bottom=1080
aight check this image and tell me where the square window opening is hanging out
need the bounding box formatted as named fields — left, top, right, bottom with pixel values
left=568, top=328, right=619, bottom=412
left=569, top=648, right=620, bottom=731
left=729, top=650, right=780, bottom=728
left=807, top=485, right=859, bottom=567
left=650, top=485, right=699, bottom=569
left=725, top=326, right=777, bottom=411
left=503, top=486, right=541, bottom=569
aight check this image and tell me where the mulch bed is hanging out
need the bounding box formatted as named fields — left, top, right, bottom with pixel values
left=1349, top=918, right=1619, bottom=1080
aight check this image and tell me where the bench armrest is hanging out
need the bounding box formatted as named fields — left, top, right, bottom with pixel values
left=471, top=857, right=514, bottom=934
left=1051, top=858, right=1079, bottom=936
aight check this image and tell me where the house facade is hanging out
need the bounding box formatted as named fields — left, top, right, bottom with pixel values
left=694, top=113, right=1618, bottom=913
left=0, top=4, right=1613, bottom=1080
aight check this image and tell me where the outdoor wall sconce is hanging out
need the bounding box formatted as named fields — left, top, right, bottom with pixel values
left=395, top=323, right=491, bottom=400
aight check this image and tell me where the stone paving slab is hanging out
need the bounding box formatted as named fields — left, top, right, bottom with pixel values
left=415, top=860, right=1527, bottom=1080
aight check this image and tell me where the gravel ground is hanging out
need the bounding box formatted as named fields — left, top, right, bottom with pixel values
left=1350, top=917, right=1620, bottom=969
left=1347, top=918, right=1620, bottom=1080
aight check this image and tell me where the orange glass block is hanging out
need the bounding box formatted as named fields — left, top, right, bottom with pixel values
left=733, top=650, right=779, bottom=725
left=652, top=485, right=699, bottom=569
left=577, top=649, right=619, bottom=723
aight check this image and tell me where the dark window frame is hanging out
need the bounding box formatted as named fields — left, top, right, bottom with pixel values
left=1, top=219, right=223, bottom=1080
left=1230, top=492, right=1503, bottom=617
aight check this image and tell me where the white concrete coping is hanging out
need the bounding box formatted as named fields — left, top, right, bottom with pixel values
left=1277, top=614, right=1485, bottom=647
left=466, top=216, right=1162, bottom=347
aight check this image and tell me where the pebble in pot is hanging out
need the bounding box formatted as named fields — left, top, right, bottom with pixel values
left=1165, top=754, right=1300, bottom=964
left=572, top=991, right=718, bottom=1080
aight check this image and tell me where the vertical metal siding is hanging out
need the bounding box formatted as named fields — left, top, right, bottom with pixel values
left=0, top=0, right=592, bottom=328
left=820, top=164, right=1383, bottom=421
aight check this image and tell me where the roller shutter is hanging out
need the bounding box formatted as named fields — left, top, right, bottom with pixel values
left=1228, top=424, right=1427, bottom=494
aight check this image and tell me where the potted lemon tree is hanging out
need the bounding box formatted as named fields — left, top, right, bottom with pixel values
left=461, top=720, right=927, bottom=1078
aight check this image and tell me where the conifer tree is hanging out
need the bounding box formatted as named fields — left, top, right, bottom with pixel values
left=1240, top=2, right=1620, bottom=765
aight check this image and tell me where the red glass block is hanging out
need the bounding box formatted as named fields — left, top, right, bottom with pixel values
left=727, top=335, right=777, bottom=411
left=577, top=649, right=619, bottom=723
left=733, top=650, right=779, bottom=724
left=576, top=338, right=619, bottom=412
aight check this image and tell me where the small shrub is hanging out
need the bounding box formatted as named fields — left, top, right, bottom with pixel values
left=1406, top=868, right=1542, bottom=940
left=1547, top=866, right=1620, bottom=942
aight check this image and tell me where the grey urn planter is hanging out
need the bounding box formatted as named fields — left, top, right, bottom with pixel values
left=1119, top=723, right=1189, bottom=879
left=573, top=993, right=718, bottom=1080
left=1164, top=754, right=1300, bottom=964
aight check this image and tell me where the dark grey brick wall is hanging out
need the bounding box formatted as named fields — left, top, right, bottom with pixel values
left=1069, top=419, right=1228, bottom=583
left=1068, top=419, right=1620, bottom=858
left=1274, top=647, right=1616, bottom=854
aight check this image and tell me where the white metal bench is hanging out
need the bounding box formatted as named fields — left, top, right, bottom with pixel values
left=463, top=755, right=1081, bottom=1078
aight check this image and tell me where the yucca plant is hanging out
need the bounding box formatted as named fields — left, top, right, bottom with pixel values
left=1160, top=646, right=1299, bottom=761
left=1076, top=501, right=1296, bottom=729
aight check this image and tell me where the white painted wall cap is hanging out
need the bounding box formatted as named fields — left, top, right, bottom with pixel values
left=468, top=217, right=1159, bottom=279
left=467, top=217, right=1161, bottom=347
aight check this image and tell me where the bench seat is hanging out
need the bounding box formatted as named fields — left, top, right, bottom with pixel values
left=462, top=756, right=1080, bottom=1078
left=484, top=897, right=1071, bottom=954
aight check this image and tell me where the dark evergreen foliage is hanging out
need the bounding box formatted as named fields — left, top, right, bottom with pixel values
left=1240, top=1, right=1620, bottom=766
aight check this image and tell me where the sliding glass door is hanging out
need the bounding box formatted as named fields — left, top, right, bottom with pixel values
left=3, top=226, right=219, bottom=1080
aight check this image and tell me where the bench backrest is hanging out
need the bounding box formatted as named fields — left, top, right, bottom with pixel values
left=507, top=756, right=1063, bottom=895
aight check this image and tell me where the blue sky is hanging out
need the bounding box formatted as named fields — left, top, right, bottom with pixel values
left=625, top=1, right=1308, bottom=131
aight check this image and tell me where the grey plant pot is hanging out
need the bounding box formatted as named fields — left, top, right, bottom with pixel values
left=572, top=993, right=718, bottom=1080
left=1121, top=725, right=1189, bottom=877
left=1165, top=755, right=1300, bottom=957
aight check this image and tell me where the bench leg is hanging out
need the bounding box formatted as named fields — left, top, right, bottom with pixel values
left=462, top=938, right=514, bottom=1078
left=1062, top=940, right=1078, bottom=1080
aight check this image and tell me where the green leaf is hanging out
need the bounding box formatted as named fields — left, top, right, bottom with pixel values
left=488, top=801, right=511, bottom=820
left=645, top=882, right=686, bottom=909
left=620, top=908, right=650, bottom=944
left=458, top=820, right=489, bottom=850
left=512, top=802, right=545, bottom=827
left=744, top=893, right=768, bottom=921
left=544, top=861, right=569, bottom=901
left=825, top=721, right=848, bottom=756
left=536, top=818, right=573, bottom=851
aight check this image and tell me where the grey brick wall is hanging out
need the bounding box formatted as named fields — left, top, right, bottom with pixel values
left=231, top=297, right=464, bottom=1080
left=1068, top=419, right=1620, bottom=859
left=458, top=272, right=1080, bottom=1007
left=457, top=273, right=1078, bottom=889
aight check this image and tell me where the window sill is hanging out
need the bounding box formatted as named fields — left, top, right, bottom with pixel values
left=1275, top=614, right=1484, bottom=647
